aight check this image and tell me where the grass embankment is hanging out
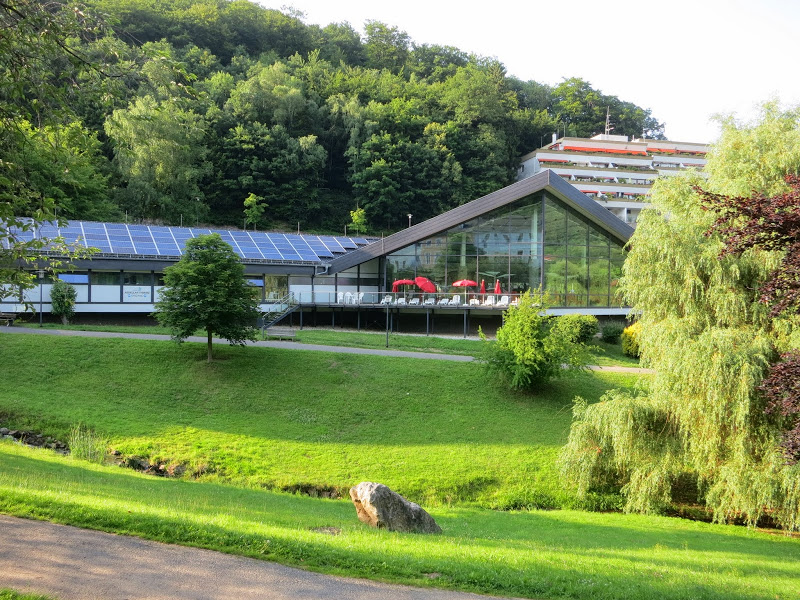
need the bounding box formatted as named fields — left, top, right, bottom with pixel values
left=20, top=321, right=640, bottom=365
left=4, top=334, right=787, bottom=599
left=2, top=442, right=798, bottom=600
left=0, top=334, right=637, bottom=508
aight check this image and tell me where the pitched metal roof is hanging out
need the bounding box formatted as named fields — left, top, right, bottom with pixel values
left=327, top=170, right=634, bottom=274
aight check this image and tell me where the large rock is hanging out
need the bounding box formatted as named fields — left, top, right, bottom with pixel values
left=349, top=482, right=442, bottom=534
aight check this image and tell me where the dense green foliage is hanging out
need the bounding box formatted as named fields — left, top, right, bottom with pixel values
left=154, top=233, right=260, bottom=360
left=560, top=103, right=800, bottom=530
left=600, top=323, right=624, bottom=344
left=49, top=278, right=76, bottom=325
left=1, top=0, right=664, bottom=235
left=560, top=314, right=599, bottom=344
left=621, top=322, right=641, bottom=358
left=482, top=290, right=592, bottom=390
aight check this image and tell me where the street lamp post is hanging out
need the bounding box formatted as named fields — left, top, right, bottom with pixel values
left=407, top=213, right=412, bottom=228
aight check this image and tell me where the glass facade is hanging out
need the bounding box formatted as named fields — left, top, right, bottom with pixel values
left=384, top=192, right=625, bottom=307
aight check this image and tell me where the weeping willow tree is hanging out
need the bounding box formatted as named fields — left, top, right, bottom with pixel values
left=559, top=102, right=800, bottom=530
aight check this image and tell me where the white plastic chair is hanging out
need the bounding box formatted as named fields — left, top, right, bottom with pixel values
left=344, top=292, right=353, bottom=304
left=396, top=297, right=407, bottom=306
left=469, top=298, right=480, bottom=306
left=380, top=295, right=392, bottom=305
left=482, top=295, right=495, bottom=306
left=337, top=292, right=344, bottom=304
left=409, top=297, right=420, bottom=306
left=423, top=297, right=436, bottom=306
left=437, top=297, right=449, bottom=306
left=496, top=295, right=510, bottom=307
left=448, top=295, right=461, bottom=306
left=357, top=292, right=364, bottom=304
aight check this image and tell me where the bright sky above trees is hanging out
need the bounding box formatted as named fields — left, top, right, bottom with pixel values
left=259, top=0, right=800, bottom=144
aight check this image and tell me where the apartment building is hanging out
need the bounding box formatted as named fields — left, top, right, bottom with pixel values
left=518, top=134, right=709, bottom=224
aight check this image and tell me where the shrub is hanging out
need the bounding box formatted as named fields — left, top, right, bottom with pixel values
left=621, top=322, right=642, bottom=357
left=481, top=289, right=591, bottom=391
left=50, top=278, right=77, bottom=325
left=558, top=314, right=599, bottom=343
left=601, top=323, right=625, bottom=344
left=68, top=423, right=107, bottom=464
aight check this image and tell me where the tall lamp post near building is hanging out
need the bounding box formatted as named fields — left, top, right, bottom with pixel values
left=407, top=213, right=412, bottom=228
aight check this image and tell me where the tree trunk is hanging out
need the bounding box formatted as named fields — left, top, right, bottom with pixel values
left=207, top=329, right=213, bottom=362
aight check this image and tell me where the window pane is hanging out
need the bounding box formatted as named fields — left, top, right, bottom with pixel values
left=544, top=257, right=566, bottom=304
left=90, top=271, right=120, bottom=285
left=544, top=199, right=567, bottom=246
left=123, top=272, right=152, bottom=286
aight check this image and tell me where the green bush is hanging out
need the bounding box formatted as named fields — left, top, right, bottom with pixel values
left=558, top=314, right=599, bottom=343
left=621, top=322, right=642, bottom=357
left=601, top=323, right=625, bottom=344
left=50, top=278, right=77, bottom=325
left=481, top=289, right=591, bottom=391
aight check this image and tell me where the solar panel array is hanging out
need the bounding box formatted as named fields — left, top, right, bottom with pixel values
left=5, top=220, right=373, bottom=263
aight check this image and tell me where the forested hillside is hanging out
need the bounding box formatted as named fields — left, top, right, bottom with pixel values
left=1, top=0, right=665, bottom=234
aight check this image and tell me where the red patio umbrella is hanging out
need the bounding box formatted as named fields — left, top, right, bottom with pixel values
left=452, top=279, right=477, bottom=289
left=414, top=276, right=437, bottom=293
left=479, top=279, right=486, bottom=294
left=494, top=280, right=502, bottom=295
left=391, top=279, right=415, bottom=293
left=452, top=279, right=477, bottom=300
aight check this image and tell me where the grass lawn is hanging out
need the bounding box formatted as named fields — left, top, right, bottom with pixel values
left=1, top=441, right=798, bottom=600
left=0, top=333, right=639, bottom=509
left=3, top=332, right=787, bottom=600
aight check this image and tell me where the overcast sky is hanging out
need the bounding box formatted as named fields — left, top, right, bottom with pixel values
left=256, top=0, right=799, bottom=145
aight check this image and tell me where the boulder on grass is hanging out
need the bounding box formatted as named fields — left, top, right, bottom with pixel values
left=349, top=482, right=442, bottom=534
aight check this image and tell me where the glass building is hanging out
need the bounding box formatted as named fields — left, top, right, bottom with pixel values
left=383, top=195, right=625, bottom=308
left=328, top=170, right=632, bottom=314
left=2, top=171, right=632, bottom=320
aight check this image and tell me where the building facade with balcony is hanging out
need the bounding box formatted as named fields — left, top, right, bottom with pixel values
left=517, top=134, right=709, bottom=224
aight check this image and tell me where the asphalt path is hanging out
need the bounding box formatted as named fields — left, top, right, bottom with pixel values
left=0, top=515, right=515, bottom=600
left=0, top=327, right=654, bottom=372
left=0, top=326, right=475, bottom=362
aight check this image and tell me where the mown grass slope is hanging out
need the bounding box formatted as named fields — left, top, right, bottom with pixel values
left=2, top=441, right=798, bottom=600
left=0, top=333, right=640, bottom=508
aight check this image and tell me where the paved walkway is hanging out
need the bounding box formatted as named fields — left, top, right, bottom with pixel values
left=0, top=327, right=654, bottom=372
left=0, top=327, right=474, bottom=362
left=0, top=515, right=513, bottom=600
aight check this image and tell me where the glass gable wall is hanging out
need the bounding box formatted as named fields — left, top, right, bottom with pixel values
left=384, top=192, right=625, bottom=307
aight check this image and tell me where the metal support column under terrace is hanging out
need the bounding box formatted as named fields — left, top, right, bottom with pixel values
left=463, top=309, right=468, bottom=338
left=426, top=310, right=430, bottom=336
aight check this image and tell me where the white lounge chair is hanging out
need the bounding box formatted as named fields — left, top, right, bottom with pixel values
left=496, top=295, right=510, bottom=308
left=482, top=295, right=495, bottom=306
left=448, top=295, right=461, bottom=306
left=423, top=297, right=436, bottom=306
left=437, top=297, right=449, bottom=306
left=380, top=295, right=392, bottom=305
left=409, top=297, right=420, bottom=306
left=396, top=297, right=407, bottom=306
left=469, top=298, right=480, bottom=306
